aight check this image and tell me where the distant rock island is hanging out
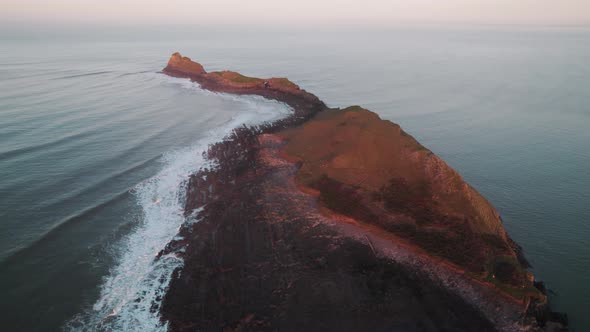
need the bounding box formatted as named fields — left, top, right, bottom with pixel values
left=160, top=52, right=567, bottom=331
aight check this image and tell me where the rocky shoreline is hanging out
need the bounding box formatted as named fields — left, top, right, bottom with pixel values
left=159, top=52, right=567, bottom=331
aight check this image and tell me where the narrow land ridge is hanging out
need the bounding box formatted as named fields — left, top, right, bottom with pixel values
left=160, top=53, right=567, bottom=332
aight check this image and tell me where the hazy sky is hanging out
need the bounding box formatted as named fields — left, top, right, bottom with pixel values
left=3, top=0, right=590, bottom=25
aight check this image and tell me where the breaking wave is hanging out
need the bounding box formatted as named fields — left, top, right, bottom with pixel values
left=65, top=75, right=291, bottom=331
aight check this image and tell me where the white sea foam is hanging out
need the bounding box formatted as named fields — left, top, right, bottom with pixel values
left=148, top=72, right=294, bottom=116
left=65, top=75, right=291, bottom=332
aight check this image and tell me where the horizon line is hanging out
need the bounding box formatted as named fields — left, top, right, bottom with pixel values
left=3, top=19, right=590, bottom=29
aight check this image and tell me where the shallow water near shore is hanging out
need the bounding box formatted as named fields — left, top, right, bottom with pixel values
left=0, top=24, right=589, bottom=331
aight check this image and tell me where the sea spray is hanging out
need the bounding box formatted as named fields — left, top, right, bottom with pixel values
left=65, top=75, right=291, bottom=331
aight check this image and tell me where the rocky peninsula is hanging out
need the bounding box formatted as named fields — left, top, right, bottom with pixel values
left=159, top=52, right=567, bottom=331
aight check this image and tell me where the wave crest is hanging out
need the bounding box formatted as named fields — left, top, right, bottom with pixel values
left=65, top=75, right=291, bottom=331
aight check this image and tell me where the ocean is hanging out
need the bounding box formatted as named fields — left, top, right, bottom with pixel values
left=0, top=24, right=588, bottom=331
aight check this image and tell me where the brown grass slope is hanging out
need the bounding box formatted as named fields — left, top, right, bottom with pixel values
left=279, top=106, right=537, bottom=295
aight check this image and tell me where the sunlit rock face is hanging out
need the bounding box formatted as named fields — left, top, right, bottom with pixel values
left=165, top=52, right=206, bottom=76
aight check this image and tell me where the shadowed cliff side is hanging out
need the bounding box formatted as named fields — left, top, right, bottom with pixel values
left=159, top=53, right=568, bottom=332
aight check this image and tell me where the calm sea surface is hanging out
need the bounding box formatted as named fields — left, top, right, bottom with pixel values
left=0, top=25, right=588, bottom=331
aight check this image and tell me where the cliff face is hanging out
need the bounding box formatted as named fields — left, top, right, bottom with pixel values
left=159, top=53, right=567, bottom=332
left=166, top=52, right=206, bottom=76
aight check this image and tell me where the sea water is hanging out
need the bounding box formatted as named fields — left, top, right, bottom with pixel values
left=0, top=24, right=588, bottom=331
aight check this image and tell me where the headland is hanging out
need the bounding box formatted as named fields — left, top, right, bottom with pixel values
left=159, top=53, right=567, bottom=332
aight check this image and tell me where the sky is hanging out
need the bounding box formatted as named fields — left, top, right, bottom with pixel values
left=2, top=0, right=590, bottom=26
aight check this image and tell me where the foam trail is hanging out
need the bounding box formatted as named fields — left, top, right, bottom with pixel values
left=147, top=72, right=294, bottom=113
left=65, top=78, right=291, bottom=331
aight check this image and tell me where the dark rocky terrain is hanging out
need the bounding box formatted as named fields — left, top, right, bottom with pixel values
left=159, top=53, right=568, bottom=332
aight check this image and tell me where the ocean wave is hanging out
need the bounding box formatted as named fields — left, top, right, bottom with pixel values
left=64, top=80, right=292, bottom=331
left=28, top=154, right=161, bottom=216
left=0, top=130, right=100, bottom=162
left=118, top=70, right=153, bottom=78
left=0, top=189, right=133, bottom=265
left=54, top=71, right=115, bottom=80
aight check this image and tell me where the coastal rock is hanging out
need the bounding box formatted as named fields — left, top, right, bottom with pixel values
left=165, top=52, right=206, bottom=75
left=159, top=53, right=567, bottom=332
left=163, top=52, right=322, bottom=109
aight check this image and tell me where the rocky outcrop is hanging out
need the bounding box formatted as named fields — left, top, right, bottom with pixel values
left=166, top=52, right=206, bottom=76
left=159, top=53, right=567, bottom=331
left=163, top=52, right=325, bottom=117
